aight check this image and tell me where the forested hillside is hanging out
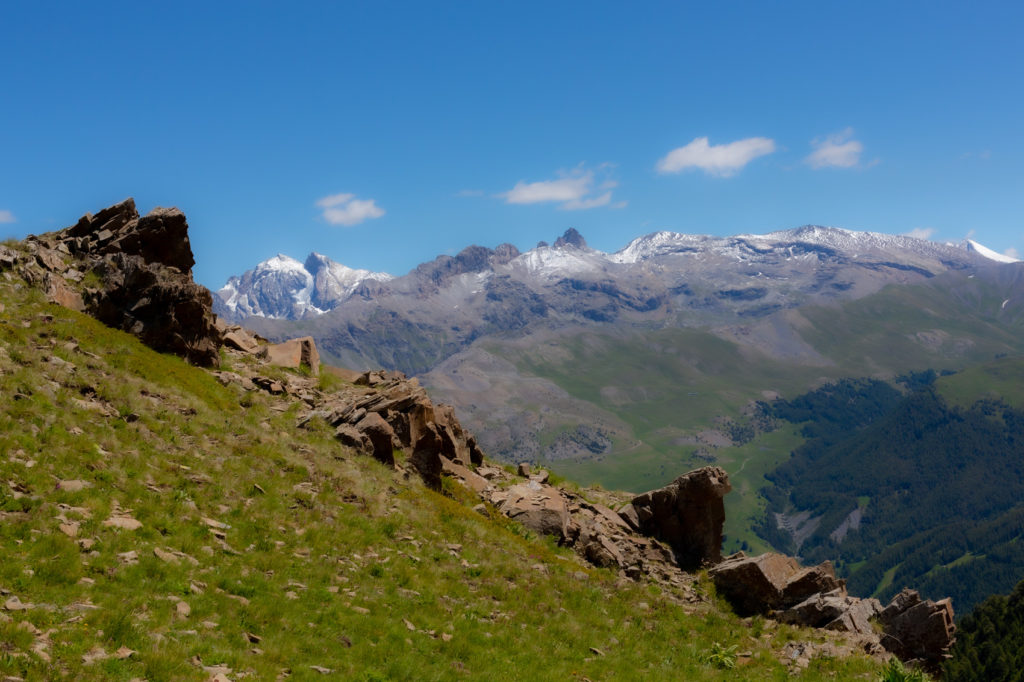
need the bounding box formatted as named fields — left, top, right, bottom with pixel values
left=945, top=577, right=1024, bottom=681
left=757, top=373, right=1024, bottom=614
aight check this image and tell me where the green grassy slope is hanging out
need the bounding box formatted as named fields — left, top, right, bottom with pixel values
left=498, top=327, right=826, bottom=493
left=0, top=280, right=881, bottom=679
left=936, top=355, right=1024, bottom=409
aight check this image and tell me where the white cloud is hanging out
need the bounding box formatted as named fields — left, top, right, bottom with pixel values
left=500, top=166, right=623, bottom=211
left=0, top=209, right=15, bottom=224
left=316, top=192, right=385, bottom=226
left=805, top=128, right=863, bottom=169
left=656, top=136, right=776, bottom=177
left=903, top=227, right=935, bottom=240
left=1006, top=247, right=1020, bottom=259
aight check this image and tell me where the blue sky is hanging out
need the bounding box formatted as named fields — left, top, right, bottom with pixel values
left=2, top=1, right=1022, bottom=288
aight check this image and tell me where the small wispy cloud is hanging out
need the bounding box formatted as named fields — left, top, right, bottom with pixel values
left=656, top=136, right=776, bottom=177
left=960, top=150, right=992, bottom=160
left=1006, top=247, right=1020, bottom=259
left=500, top=165, right=625, bottom=211
left=316, top=193, right=385, bottom=226
left=903, top=227, right=935, bottom=240
left=0, top=209, right=15, bottom=224
left=805, top=128, right=863, bottom=169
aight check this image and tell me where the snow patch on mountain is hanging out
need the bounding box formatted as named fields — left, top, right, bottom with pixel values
left=966, top=239, right=1020, bottom=264
left=510, top=244, right=608, bottom=278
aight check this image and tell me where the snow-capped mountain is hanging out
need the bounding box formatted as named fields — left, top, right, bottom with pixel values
left=214, top=252, right=392, bottom=320
left=224, top=226, right=1016, bottom=330
left=232, top=225, right=1023, bottom=465
left=237, top=224, right=1018, bottom=359
left=611, top=225, right=992, bottom=266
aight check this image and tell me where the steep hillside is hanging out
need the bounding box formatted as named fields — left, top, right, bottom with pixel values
left=0, top=207, right=931, bottom=679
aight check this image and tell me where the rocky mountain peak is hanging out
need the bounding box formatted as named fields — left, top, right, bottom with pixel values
left=303, top=251, right=332, bottom=273
left=215, top=251, right=392, bottom=321
left=492, top=242, right=521, bottom=265
left=554, top=227, right=587, bottom=249
left=412, top=243, right=526, bottom=290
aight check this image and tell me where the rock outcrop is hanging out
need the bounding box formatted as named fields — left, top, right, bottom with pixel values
left=626, top=466, right=731, bottom=569
left=432, top=458, right=955, bottom=669
left=17, top=198, right=221, bottom=366
left=84, top=252, right=220, bottom=367
left=710, top=553, right=956, bottom=672
left=877, top=589, right=956, bottom=672
left=287, top=369, right=483, bottom=490
left=710, top=552, right=844, bottom=616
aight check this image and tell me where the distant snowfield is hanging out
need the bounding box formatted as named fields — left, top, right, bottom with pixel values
left=966, top=239, right=1020, bottom=264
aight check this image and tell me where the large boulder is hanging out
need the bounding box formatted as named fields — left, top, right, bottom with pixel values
left=780, top=588, right=882, bottom=634
left=709, top=552, right=844, bottom=616
left=265, top=336, right=320, bottom=375
left=354, top=412, right=396, bottom=466
left=84, top=252, right=220, bottom=367
left=492, top=481, right=570, bottom=542
left=628, top=466, right=731, bottom=570
left=334, top=424, right=371, bottom=455
left=409, top=423, right=444, bottom=491
left=876, top=589, right=956, bottom=672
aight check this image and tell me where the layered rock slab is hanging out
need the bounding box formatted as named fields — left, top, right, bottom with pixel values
left=709, top=552, right=843, bottom=616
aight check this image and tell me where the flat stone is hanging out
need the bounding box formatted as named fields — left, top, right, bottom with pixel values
left=265, top=336, right=320, bottom=375
left=103, top=516, right=142, bottom=531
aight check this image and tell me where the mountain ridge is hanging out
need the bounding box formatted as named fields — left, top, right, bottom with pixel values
left=215, top=225, right=1013, bottom=325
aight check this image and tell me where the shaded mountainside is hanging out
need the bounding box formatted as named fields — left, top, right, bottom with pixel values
left=755, top=373, right=1024, bottom=616
left=945, top=577, right=1024, bottom=681
left=0, top=198, right=959, bottom=678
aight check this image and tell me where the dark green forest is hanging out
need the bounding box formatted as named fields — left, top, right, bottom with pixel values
left=946, top=577, right=1024, bottom=681
left=757, top=373, right=1024, bottom=615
